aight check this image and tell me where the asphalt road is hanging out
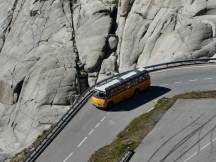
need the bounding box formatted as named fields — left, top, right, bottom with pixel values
left=36, top=64, right=216, bottom=162
left=130, top=99, right=216, bottom=162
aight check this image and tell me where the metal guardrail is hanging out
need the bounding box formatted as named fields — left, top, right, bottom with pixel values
left=145, top=58, right=216, bottom=71
left=117, top=150, right=135, bottom=162
left=25, top=58, right=216, bottom=162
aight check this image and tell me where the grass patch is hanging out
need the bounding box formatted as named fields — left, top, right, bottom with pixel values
left=89, top=90, right=216, bottom=162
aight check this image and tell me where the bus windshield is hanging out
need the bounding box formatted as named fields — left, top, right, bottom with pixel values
left=93, top=91, right=107, bottom=99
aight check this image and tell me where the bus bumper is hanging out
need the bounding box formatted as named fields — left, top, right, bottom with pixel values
left=92, top=102, right=104, bottom=108
left=91, top=97, right=107, bottom=108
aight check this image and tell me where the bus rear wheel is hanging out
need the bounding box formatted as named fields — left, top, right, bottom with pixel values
left=107, top=101, right=114, bottom=108
left=134, top=88, right=140, bottom=96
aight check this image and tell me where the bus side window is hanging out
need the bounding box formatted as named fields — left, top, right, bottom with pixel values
left=139, top=76, right=144, bottom=82
left=134, top=79, right=138, bottom=85
left=126, top=81, right=131, bottom=89
left=140, top=75, right=146, bottom=81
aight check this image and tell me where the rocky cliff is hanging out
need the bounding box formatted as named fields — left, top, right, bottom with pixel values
left=0, top=0, right=215, bottom=160
left=117, top=0, right=216, bottom=71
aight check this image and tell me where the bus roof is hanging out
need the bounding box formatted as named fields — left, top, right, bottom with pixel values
left=94, top=68, right=148, bottom=93
left=95, top=79, right=120, bottom=92
left=137, top=67, right=146, bottom=71
left=120, top=71, right=137, bottom=79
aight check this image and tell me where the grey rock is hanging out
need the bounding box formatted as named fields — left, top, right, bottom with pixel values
left=0, top=0, right=216, bottom=160
left=0, top=0, right=115, bottom=158
left=117, top=0, right=216, bottom=72
left=108, top=35, right=118, bottom=51
left=74, top=0, right=113, bottom=72
left=88, top=72, right=98, bottom=87
left=0, top=0, right=79, bottom=157
left=99, top=54, right=116, bottom=75
left=97, top=54, right=117, bottom=82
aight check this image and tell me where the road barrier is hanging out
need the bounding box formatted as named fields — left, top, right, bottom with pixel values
left=117, top=150, right=135, bottom=162
left=25, top=58, right=216, bottom=162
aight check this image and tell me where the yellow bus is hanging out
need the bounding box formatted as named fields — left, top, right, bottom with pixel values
left=91, top=67, right=151, bottom=108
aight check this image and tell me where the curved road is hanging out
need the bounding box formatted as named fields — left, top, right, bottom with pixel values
left=36, top=64, right=216, bottom=162
left=131, top=99, right=216, bottom=162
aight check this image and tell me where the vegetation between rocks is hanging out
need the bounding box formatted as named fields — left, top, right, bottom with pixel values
left=88, top=91, right=216, bottom=162
left=10, top=126, right=54, bottom=162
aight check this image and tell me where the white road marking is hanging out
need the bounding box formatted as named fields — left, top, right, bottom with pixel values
left=189, top=79, right=197, bottom=82
left=95, top=122, right=101, bottom=128
left=201, top=142, right=211, bottom=151
left=77, top=137, right=87, bottom=148
left=200, top=137, right=216, bottom=151
left=151, top=64, right=216, bottom=75
left=184, top=152, right=198, bottom=162
left=147, top=107, right=154, bottom=113
left=62, top=114, right=108, bottom=161
left=88, top=115, right=107, bottom=136
left=100, top=116, right=106, bottom=122
left=184, top=136, right=216, bottom=162
left=63, top=114, right=109, bottom=161
left=63, top=152, right=74, bottom=162
left=204, top=77, right=213, bottom=80
left=88, top=129, right=95, bottom=136
left=175, top=81, right=182, bottom=84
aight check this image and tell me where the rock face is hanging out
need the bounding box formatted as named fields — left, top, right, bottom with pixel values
left=0, top=0, right=113, bottom=160
left=0, top=0, right=215, bottom=160
left=74, top=0, right=113, bottom=72
left=117, top=0, right=216, bottom=72
left=0, top=0, right=78, bottom=158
